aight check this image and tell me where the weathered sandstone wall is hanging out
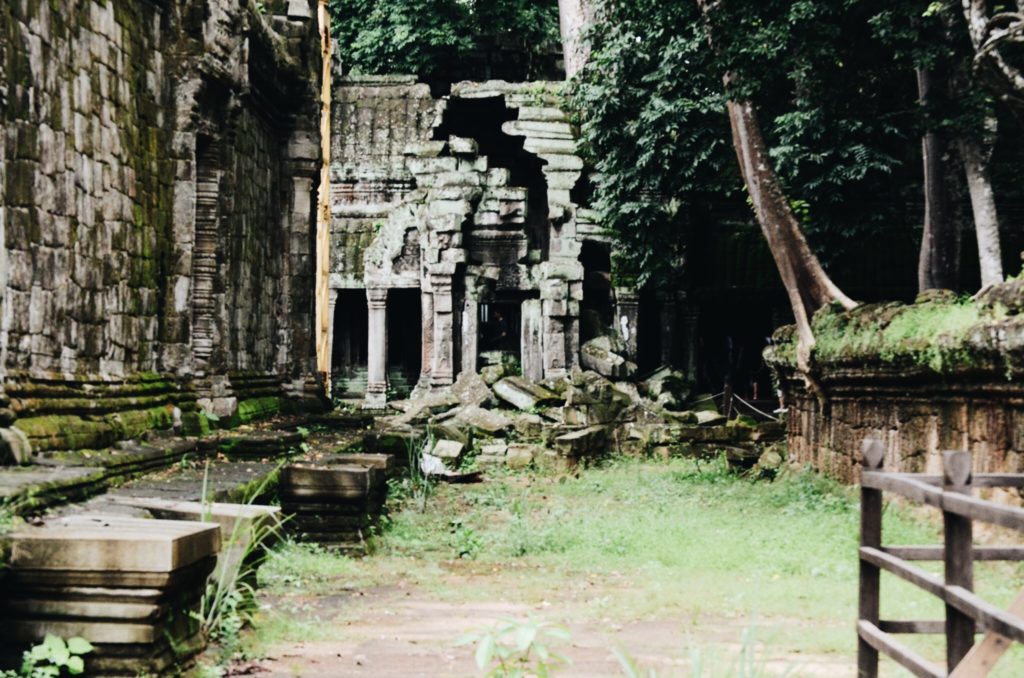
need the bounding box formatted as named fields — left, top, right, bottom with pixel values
left=0, top=0, right=323, bottom=459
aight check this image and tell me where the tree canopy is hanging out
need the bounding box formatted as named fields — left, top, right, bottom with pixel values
left=328, top=0, right=560, bottom=81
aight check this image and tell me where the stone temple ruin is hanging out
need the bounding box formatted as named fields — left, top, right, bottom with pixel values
left=0, top=0, right=783, bottom=673
left=328, top=76, right=651, bottom=407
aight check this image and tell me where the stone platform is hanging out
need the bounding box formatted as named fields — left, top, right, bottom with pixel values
left=2, top=515, right=220, bottom=676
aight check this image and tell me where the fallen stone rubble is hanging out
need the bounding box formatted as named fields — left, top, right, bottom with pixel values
left=363, top=365, right=785, bottom=471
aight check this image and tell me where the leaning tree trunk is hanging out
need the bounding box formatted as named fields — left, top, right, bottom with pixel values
left=725, top=100, right=857, bottom=372
left=916, top=67, right=962, bottom=292
left=558, top=0, right=594, bottom=78
left=960, top=128, right=1004, bottom=288
left=696, top=0, right=855, bottom=374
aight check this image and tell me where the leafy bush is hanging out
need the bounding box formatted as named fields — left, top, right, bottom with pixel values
left=328, top=0, right=558, bottom=81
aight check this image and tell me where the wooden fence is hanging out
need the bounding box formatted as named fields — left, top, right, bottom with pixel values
left=858, top=439, right=1024, bottom=677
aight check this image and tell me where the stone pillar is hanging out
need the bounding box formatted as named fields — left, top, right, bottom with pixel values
left=614, top=287, right=640, bottom=362
left=461, top=293, right=479, bottom=377
left=326, top=289, right=338, bottom=391
left=364, top=287, right=388, bottom=409
left=658, top=290, right=677, bottom=367
left=521, top=299, right=544, bottom=382
left=419, top=290, right=434, bottom=386
left=681, top=301, right=699, bottom=380
left=430, top=275, right=455, bottom=387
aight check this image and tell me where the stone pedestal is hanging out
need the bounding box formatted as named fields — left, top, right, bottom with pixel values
left=364, top=288, right=388, bottom=409
left=3, top=515, right=220, bottom=676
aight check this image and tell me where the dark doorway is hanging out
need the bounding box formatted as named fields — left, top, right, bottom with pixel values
left=579, top=241, right=613, bottom=345
left=332, top=290, right=368, bottom=397
left=387, top=289, right=422, bottom=398
left=478, top=290, right=537, bottom=367
left=637, top=286, right=662, bottom=374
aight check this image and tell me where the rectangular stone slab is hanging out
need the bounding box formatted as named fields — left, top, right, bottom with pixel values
left=325, top=453, right=395, bottom=475
left=281, top=498, right=384, bottom=515
left=2, top=598, right=165, bottom=622
left=10, top=515, right=220, bottom=572
left=6, top=554, right=217, bottom=590
left=281, top=464, right=382, bottom=490
left=280, top=486, right=379, bottom=501
left=105, top=497, right=282, bottom=541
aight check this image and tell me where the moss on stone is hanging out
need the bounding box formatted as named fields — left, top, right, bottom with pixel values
left=765, top=293, right=1023, bottom=377
left=236, top=396, right=282, bottom=425
left=13, top=415, right=116, bottom=452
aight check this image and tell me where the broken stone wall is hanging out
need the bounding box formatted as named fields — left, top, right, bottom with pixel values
left=329, top=76, right=618, bottom=406
left=0, top=0, right=323, bottom=459
left=767, top=288, right=1024, bottom=482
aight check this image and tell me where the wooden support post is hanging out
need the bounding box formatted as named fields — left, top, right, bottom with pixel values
left=859, top=438, right=885, bottom=678
left=314, top=0, right=333, bottom=392
left=943, top=450, right=976, bottom=671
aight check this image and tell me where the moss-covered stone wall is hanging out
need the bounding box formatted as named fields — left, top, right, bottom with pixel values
left=765, top=284, right=1024, bottom=482
left=0, top=0, right=324, bottom=458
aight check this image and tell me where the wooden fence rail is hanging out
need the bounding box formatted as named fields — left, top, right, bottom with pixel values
left=858, top=439, right=1024, bottom=677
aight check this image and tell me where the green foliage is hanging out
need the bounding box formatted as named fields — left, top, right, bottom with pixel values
left=449, top=517, right=483, bottom=559
left=456, top=618, right=571, bottom=677
left=328, top=0, right=558, bottom=81
left=572, top=0, right=1024, bottom=291
left=0, top=635, right=94, bottom=678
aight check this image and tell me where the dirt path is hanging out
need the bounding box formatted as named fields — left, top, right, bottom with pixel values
left=248, top=573, right=853, bottom=677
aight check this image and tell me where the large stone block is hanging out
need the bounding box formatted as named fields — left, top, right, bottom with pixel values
left=10, top=515, right=220, bottom=573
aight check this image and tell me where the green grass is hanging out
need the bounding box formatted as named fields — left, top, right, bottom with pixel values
left=242, top=457, right=1024, bottom=675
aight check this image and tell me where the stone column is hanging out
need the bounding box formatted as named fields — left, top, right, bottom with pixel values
left=364, top=287, right=388, bottom=409
left=521, top=299, right=544, bottom=382
left=419, top=290, right=434, bottom=387
left=430, top=275, right=455, bottom=387
left=461, top=292, right=479, bottom=377
left=614, top=287, right=640, bottom=362
left=325, top=289, right=338, bottom=394
left=658, top=290, right=677, bottom=367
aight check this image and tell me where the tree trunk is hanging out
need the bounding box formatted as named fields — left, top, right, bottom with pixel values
left=725, top=99, right=856, bottom=372
left=695, top=0, right=855, bottom=373
left=558, top=0, right=593, bottom=78
left=960, top=132, right=1004, bottom=287
left=916, top=67, right=962, bottom=292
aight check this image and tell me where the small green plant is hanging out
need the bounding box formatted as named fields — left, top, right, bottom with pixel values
left=1, top=635, right=94, bottom=677
left=449, top=518, right=483, bottom=559
left=457, top=618, right=571, bottom=678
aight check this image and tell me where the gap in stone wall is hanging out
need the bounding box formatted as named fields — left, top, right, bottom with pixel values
left=433, top=96, right=551, bottom=259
